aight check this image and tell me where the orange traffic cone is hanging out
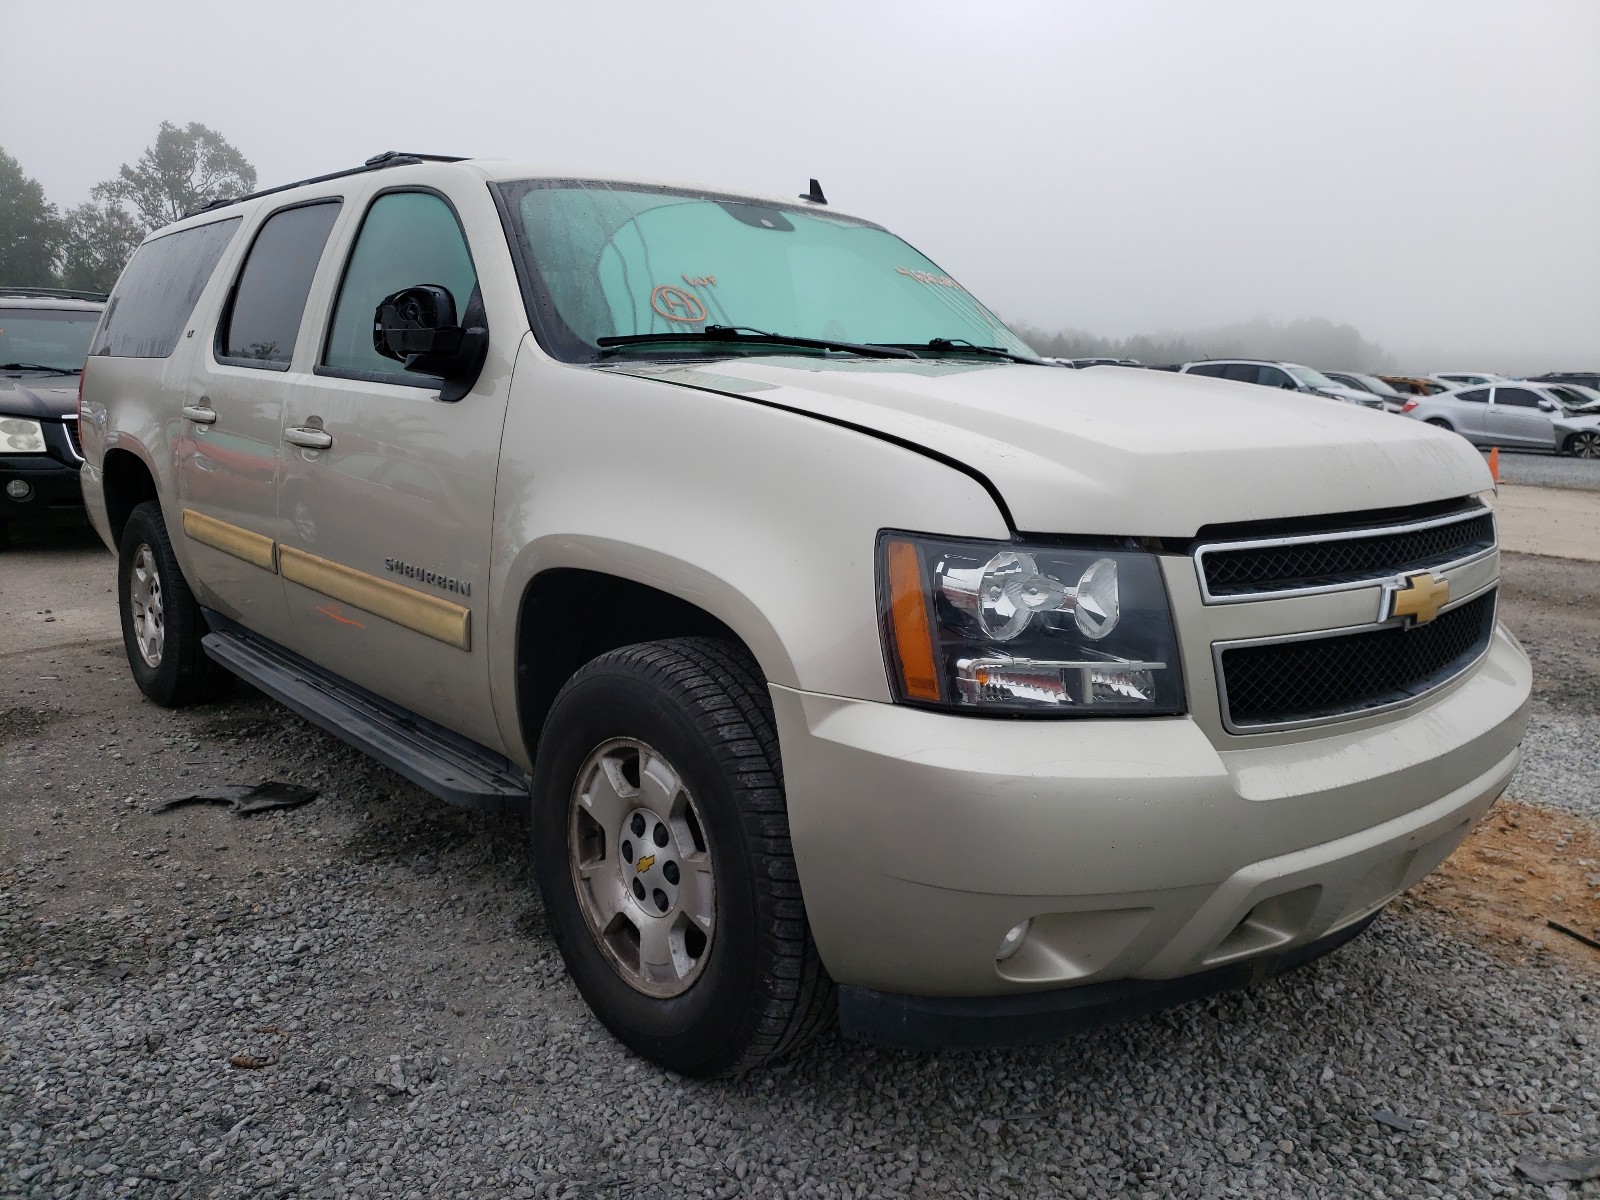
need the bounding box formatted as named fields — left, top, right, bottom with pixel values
left=1488, top=446, right=1500, bottom=483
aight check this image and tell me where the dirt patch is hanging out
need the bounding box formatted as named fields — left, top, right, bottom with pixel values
left=0, top=705, right=71, bottom=745
left=1408, top=799, right=1600, bottom=972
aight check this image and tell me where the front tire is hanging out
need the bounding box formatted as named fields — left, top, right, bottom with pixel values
left=531, top=638, right=832, bottom=1076
left=1565, top=431, right=1600, bottom=459
left=117, top=500, right=225, bottom=707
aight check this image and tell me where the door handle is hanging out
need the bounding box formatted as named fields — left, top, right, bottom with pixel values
left=283, top=425, right=333, bottom=450
left=182, top=403, right=217, bottom=424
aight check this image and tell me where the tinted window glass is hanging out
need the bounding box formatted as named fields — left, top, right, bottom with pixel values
left=323, top=192, right=477, bottom=377
left=1454, top=388, right=1490, bottom=403
left=1258, top=367, right=1293, bottom=388
left=1220, top=363, right=1259, bottom=383
left=1186, top=363, right=1227, bottom=377
left=91, top=219, right=240, bottom=359
left=219, top=202, right=341, bottom=367
left=1495, top=387, right=1541, bottom=408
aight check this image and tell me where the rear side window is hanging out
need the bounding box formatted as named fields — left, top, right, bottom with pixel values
left=90, top=218, right=241, bottom=359
left=1220, top=363, right=1259, bottom=383
left=321, top=192, right=478, bottom=381
left=1454, top=388, right=1490, bottom=403
left=217, top=201, right=342, bottom=369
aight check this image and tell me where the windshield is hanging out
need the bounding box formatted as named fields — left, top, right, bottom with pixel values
left=0, top=307, right=101, bottom=372
left=1549, top=384, right=1600, bottom=411
left=498, top=180, right=1036, bottom=363
left=1353, top=374, right=1400, bottom=397
left=1286, top=365, right=1339, bottom=389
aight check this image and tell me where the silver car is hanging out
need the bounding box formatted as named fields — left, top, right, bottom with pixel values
left=1402, top=381, right=1600, bottom=458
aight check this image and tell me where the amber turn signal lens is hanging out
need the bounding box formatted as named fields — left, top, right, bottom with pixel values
left=886, top=539, right=941, bottom=702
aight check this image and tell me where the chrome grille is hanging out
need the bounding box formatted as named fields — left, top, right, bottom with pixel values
left=1196, top=505, right=1495, bottom=602
left=1217, top=589, right=1497, bottom=732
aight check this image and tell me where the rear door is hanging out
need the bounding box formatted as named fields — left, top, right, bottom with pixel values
left=178, top=200, right=344, bottom=643
left=1486, top=385, right=1556, bottom=449
left=272, top=184, right=513, bottom=746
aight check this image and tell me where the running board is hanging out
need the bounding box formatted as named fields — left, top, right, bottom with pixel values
left=200, top=616, right=529, bottom=813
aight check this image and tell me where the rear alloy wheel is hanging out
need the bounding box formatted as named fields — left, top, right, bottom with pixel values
left=1565, top=431, right=1600, bottom=459
left=531, top=638, right=832, bottom=1076
left=117, top=500, right=226, bottom=707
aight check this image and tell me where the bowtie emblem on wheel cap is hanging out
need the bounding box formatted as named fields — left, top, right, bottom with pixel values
left=636, top=854, right=656, bottom=874
left=1382, top=570, right=1450, bottom=627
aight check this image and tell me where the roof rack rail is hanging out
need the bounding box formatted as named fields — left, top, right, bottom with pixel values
left=0, top=286, right=110, bottom=302
left=189, top=151, right=468, bottom=217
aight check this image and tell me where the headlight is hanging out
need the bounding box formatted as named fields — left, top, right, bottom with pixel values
left=0, top=417, right=46, bottom=454
left=878, top=533, right=1185, bottom=715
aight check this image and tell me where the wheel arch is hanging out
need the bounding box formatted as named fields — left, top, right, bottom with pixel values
left=100, top=446, right=161, bottom=546
left=511, top=561, right=792, bottom=766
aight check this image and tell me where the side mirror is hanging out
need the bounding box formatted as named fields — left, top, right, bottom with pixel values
left=1538, top=399, right=1557, bottom=412
left=372, top=285, right=488, bottom=402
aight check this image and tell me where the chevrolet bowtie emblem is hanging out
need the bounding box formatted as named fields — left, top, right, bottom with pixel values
left=636, top=854, right=656, bottom=874
left=1384, top=571, right=1450, bottom=626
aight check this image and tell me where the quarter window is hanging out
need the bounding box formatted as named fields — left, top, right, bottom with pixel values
left=322, top=192, right=478, bottom=379
left=1454, top=388, right=1490, bottom=404
left=218, top=201, right=341, bottom=368
left=90, top=219, right=241, bottom=359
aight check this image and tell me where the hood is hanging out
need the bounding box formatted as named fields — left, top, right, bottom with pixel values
left=1316, top=384, right=1385, bottom=407
left=0, top=373, right=78, bottom=420
left=609, top=358, right=1491, bottom=538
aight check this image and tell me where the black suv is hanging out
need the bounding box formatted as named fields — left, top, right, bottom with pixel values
left=0, top=288, right=105, bottom=546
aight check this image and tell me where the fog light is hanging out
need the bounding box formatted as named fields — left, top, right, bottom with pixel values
left=996, top=919, right=1032, bottom=962
left=5, top=479, right=32, bottom=501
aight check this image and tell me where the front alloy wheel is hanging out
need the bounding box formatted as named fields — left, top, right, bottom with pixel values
left=569, top=738, right=716, bottom=998
left=1566, top=431, right=1600, bottom=459
left=530, top=638, right=832, bottom=1076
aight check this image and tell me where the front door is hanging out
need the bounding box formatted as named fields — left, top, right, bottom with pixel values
left=274, top=188, right=510, bottom=745
left=178, top=200, right=344, bottom=645
left=1486, top=386, right=1556, bottom=449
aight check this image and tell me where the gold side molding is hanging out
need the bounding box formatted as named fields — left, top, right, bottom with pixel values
left=182, top=509, right=277, bottom=572
left=278, top=545, right=471, bottom=651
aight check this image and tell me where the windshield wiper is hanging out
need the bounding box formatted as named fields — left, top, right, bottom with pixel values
left=596, top=326, right=918, bottom=360
left=0, top=362, right=81, bottom=375
left=874, top=338, right=1043, bottom=365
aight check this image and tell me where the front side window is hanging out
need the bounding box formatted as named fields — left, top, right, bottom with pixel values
left=497, top=180, right=1035, bottom=363
left=1258, top=367, right=1295, bottom=388
left=218, top=201, right=342, bottom=368
left=0, top=308, right=102, bottom=372
left=1494, top=387, right=1542, bottom=409
left=91, top=218, right=241, bottom=359
left=323, top=192, right=478, bottom=379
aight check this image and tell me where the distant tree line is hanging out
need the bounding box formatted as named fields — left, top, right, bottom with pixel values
left=1012, top=315, right=1397, bottom=373
left=0, top=122, right=255, bottom=294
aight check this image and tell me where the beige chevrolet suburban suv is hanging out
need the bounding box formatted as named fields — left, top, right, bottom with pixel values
left=79, top=152, right=1531, bottom=1076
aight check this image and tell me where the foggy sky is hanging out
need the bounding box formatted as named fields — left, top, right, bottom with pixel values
left=3, top=0, right=1596, bottom=373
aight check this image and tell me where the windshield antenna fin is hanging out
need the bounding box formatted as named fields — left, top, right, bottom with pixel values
left=800, top=178, right=827, bottom=205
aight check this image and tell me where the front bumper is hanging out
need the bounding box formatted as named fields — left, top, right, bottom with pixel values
left=839, top=911, right=1378, bottom=1050
left=774, top=624, right=1529, bottom=1001
left=0, top=452, right=85, bottom=523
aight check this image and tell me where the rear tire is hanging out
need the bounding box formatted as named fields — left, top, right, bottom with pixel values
left=117, top=500, right=225, bottom=707
left=1425, top=418, right=1453, bottom=430
left=530, top=638, right=832, bottom=1076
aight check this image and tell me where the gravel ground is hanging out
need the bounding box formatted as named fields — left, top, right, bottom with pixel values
left=1493, top=452, right=1600, bottom=493
left=3, top=546, right=1598, bottom=1199
left=1499, top=553, right=1600, bottom=819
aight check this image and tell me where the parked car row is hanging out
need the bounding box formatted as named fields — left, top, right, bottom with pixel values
left=1399, top=381, right=1600, bottom=458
